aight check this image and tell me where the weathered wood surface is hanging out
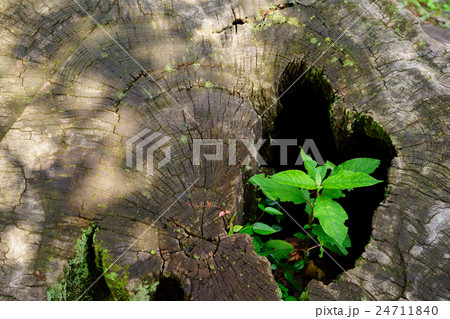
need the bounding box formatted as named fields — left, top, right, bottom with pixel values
left=422, top=24, right=450, bottom=44
left=0, top=0, right=448, bottom=300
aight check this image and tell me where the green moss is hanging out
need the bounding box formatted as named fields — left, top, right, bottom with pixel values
left=180, top=134, right=188, bottom=144
left=47, top=224, right=110, bottom=301
left=299, top=290, right=310, bottom=301
left=141, top=191, right=152, bottom=199
left=165, top=64, right=176, bottom=74
left=302, top=68, right=336, bottom=103
left=205, top=81, right=214, bottom=88
left=47, top=224, right=132, bottom=301
left=414, top=41, right=427, bottom=49
left=343, top=59, right=354, bottom=67
left=353, top=114, right=394, bottom=149
left=94, top=238, right=130, bottom=301
left=270, top=11, right=286, bottom=24
left=251, top=8, right=304, bottom=32
left=287, top=17, right=300, bottom=27
left=130, top=281, right=159, bottom=301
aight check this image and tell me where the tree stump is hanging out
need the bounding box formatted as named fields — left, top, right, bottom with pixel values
left=0, top=0, right=448, bottom=300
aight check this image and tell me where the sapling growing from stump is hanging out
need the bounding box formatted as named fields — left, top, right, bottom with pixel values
left=231, top=149, right=383, bottom=300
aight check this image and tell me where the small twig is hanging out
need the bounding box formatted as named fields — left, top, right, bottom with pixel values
left=306, top=244, right=320, bottom=251
left=260, top=3, right=294, bottom=21
left=261, top=8, right=278, bottom=21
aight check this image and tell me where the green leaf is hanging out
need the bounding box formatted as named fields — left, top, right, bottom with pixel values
left=285, top=296, right=297, bottom=301
left=268, top=254, right=282, bottom=266
left=253, top=235, right=263, bottom=253
left=305, top=200, right=313, bottom=215
left=300, top=189, right=311, bottom=202
left=278, top=263, right=297, bottom=272
left=315, top=165, right=328, bottom=185
left=271, top=224, right=283, bottom=232
left=300, top=148, right=316, bottom=165
left=322, top=170, right=382, bottom=189
left=305, top=163, right=316, bottom=180
left=277, top=282, right=289, bottom=293
left=301, top=148, right=317, bottom=179
left=284, top=269, right=294, bottom=282
left=275, top=214, right=285, bottom=224
left=325, top=160, right=336, bottom=171
left=314, top=197, right=348, bottom=245
left=312, top=225, right=351, bottom=256
left=334, top=158, right=380, bottom=175
left=277, top=282, right=288, bottom=299
left=253, top=222, right=278, bottom=235
left=271, top=170, right=317, bottom=190
left=249, top=174, right=307, bottom=204
left=232, top=225, right=243, bottom=232
left=322, top=189, right=345, bottom=199
left=260, top=240, right=294, bottom=259
left=293, top=260, right=305, bottom=271
left=261, top=197, right=278, bottom=207
left=317, top=165, right=328, bottom=179
left=293, top=232, right=307, bottom=240
left=284, top=270, right=302, bottom=291
left=238, top=224, right=254, bottom=235
left=264, top=207, right=283, bottom=216
left=300, top=290, right=310, bottom=301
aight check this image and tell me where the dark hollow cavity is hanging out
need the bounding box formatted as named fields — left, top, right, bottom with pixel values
left=153, top=277, right=186, bottom=301
left=232, top=18, right=245, bottom=26
left=258, top=61, right=396, bottom=283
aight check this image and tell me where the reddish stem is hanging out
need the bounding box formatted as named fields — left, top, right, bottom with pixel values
left=307, top=244, right=320, bottom=251
left=261, top=8, right=276, bottom=21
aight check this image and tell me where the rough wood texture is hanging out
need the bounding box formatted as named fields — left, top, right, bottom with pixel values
left=0, top=0, right=448, bottom=300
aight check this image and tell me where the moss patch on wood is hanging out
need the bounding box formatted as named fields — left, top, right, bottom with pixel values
left=46, top=224, right=111, bottom=301
left=47, top=223, right=164, bottom=300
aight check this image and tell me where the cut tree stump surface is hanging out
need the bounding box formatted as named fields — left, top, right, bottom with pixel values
left=0, top=0, right=448, bottom=300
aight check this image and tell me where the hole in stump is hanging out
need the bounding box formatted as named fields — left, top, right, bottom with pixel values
left=252, top=61, right=396, bottom=292
left=232, top=18, right=245, bottom=26
left=153, top=277, right=186, bottom=301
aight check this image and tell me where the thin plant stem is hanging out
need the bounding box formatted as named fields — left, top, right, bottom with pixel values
left=303, top=191, right=319, bottom=265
